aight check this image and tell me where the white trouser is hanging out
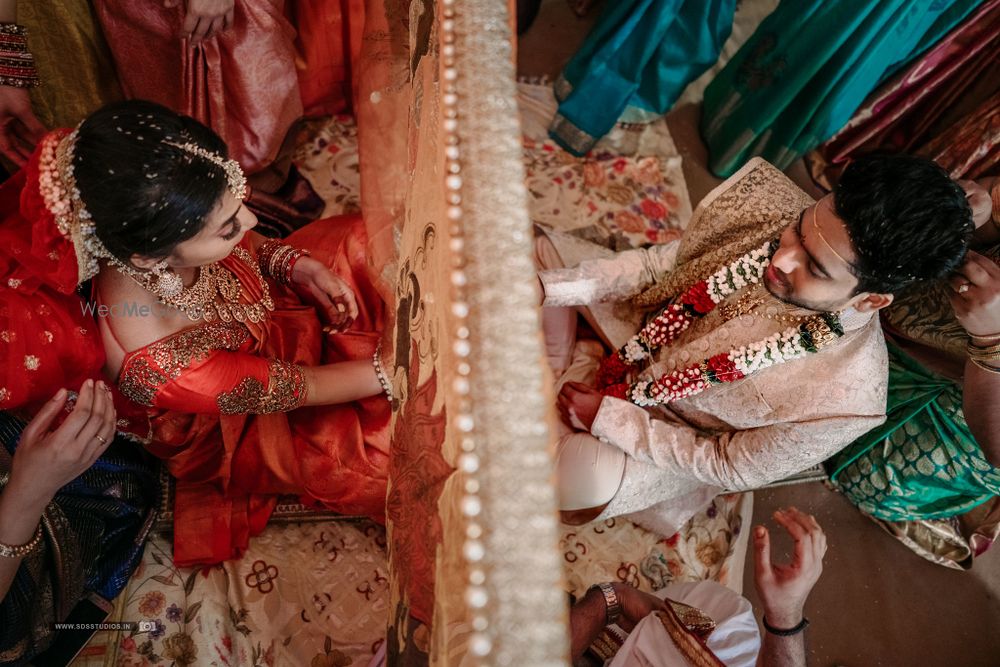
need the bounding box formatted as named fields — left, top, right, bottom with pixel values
left=536, top=234, right=627, bottom=511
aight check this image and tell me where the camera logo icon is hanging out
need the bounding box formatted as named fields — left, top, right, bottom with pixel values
left=138, top=621, right=156, bottom=633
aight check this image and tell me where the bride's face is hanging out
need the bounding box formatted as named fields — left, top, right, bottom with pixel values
left=163, top=191, right=258, bottom=269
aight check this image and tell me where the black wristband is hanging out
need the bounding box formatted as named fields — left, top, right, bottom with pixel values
left=762, top=615, right=809, bottom=636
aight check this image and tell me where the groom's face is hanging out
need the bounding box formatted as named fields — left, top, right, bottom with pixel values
left=765, top=197, right=863, bottom=312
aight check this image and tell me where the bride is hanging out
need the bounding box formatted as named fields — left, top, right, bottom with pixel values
left=0, top=100, right=392, bottom=566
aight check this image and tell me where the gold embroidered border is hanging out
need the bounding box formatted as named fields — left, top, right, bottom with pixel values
left=216, top=358, right=306, bottom=415
left=656, top=605, right=727, bottom=667
left=118, top=357, right=170, bottom=407
left=118, top=322, right=251, bottom=406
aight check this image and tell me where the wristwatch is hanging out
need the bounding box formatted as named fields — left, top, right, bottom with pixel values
left=589, top=582, right=622, bottom=626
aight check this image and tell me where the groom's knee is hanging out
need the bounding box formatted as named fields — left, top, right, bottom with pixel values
left=555, top=432, right=626, bottom=516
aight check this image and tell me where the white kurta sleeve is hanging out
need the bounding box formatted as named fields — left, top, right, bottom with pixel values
left=589, top=395, right=885, bottom=491
left=539, top=242, right=679, bottom=307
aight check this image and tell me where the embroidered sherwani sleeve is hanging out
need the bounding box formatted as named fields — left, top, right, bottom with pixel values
left=590, top=396, right=885, bottom=491
left=539, top=243, right=679, bottom=307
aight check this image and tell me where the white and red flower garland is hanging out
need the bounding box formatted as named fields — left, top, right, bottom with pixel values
left=597, top=240, right=844, bottom=407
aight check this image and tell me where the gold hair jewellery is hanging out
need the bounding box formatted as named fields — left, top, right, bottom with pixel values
left=162, top=140, right=247, bottom=200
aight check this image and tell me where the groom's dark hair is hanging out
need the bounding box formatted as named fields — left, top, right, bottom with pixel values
left=834, top=154, right=973, bottom=295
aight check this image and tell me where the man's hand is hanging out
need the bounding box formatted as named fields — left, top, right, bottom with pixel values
left=948, top=251, right=1000, bottom=338
left=165, top=0, right=235, bottom=44
left=290, top=256, right=359, bottom=334
left=0, top=86, right=45, bottom=166
left=557, top=381, right=604, bottom=431
left=753, top=507, right=827, bottom=629
left=612, top=583, right=666, bottom=632
left=7, top=380, right=116, bottom=513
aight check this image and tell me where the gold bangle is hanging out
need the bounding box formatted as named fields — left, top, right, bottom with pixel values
left=971, top=357, right=1000, bottom=374
left=968, top=341, right=1000, bottom=355
left=969, top=349, right=1000, bottom=362
left=0, top=523, right=43, bottom=558
left=372, top=341, right=394, bottom=401
left=970, top=332, right=1000, bottom=346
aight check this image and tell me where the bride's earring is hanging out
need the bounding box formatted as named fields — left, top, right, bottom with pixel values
left=151, top=260, right=183, bottom=297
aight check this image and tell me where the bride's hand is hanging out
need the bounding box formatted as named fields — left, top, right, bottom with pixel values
left=290, top=256, right=359, bottom=333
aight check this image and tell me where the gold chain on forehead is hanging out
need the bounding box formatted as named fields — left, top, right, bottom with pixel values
left=810, top=203, right=856, bottom=270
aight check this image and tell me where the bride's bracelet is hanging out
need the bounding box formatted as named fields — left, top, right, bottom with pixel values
left=969, top=331, right=1000, bottom=346
left=0, top=24, right=39, bottom=89
left=258, top=239, right=310, bottom=286
left=372, top=341, right=394, bottom=402
left=0, top=523, right=43, bottom=559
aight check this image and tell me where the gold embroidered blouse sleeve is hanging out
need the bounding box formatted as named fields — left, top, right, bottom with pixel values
left=117, top=322, right=307, bottom=415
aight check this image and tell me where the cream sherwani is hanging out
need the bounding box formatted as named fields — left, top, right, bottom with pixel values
left=539, top=159, right=888, bottom=533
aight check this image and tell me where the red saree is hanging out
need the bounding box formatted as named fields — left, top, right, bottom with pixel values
left=288, top=0, right=365, bottom=116
left=92, top=0, right=303, bottom=174
left=111, top=216, right=390, bottom=566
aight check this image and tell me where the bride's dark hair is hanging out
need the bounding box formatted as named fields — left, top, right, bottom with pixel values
left=73, top=99, right=232, bottom=265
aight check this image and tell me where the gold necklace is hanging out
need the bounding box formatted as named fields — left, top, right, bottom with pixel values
left=112, top=247, right=275, bottom=323
left=719, top=284, right=808, bottom=325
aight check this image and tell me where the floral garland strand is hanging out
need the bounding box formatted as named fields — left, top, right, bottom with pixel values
left=597, top=239, right=774, bottom=389
left=597, top=240, right=845, bottom=406
left=619, top=314, right=844, bottom=406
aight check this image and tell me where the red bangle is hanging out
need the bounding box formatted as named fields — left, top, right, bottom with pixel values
left=285, top=251, right=308, bottom=284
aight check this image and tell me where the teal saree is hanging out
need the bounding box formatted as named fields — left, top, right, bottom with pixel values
left=701, top=0, right=983, bottom=176
left=550, top=0, right=736, bottom=156
left=828, top=341, right=1000, bottom=522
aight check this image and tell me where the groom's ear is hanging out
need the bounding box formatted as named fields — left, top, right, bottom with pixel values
left=851, top=292, right=894, bottom=313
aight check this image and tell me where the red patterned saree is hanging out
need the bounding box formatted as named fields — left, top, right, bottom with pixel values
left=2, top=132, right=390, bottom=567
left=111, top=216, right=390, bottom=566
left=92, top=0, right=303, bottom=174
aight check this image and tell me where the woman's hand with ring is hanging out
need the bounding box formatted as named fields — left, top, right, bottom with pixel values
left=289, top=256, right=359, bottom=334
left=6, top=379, right=116, bottom=513
left=948, top=251, right=1000, bottom=337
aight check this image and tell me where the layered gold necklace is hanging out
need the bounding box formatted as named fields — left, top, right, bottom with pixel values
left=112, top=247, right=274, bottom=323
left=719, top=283, right=809, bottom=325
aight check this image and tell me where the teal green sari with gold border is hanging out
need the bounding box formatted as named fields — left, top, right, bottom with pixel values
left=828, top=340, right=1000, bottom=522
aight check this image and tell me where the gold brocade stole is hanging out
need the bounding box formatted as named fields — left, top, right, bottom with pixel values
left=586, top=597, right=724, bottom=666
left=656, top=601, right=727, bottom=667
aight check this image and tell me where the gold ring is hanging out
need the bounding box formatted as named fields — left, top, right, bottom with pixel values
left=95, top=435, right=108, bottom=445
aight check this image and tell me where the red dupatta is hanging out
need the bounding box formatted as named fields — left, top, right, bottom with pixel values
left=0, top=131, right=148, bottom=439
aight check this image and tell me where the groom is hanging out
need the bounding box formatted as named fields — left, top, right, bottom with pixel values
left=537, top=154, right=973, bottom=531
